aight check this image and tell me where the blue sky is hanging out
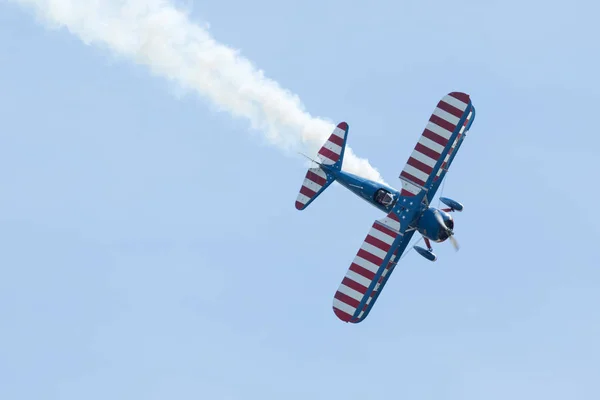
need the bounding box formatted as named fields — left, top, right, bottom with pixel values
left=1, top=0, right=599, bottom=399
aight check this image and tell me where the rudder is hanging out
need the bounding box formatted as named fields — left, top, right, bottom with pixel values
left=317, top=121, right=348, bottom=170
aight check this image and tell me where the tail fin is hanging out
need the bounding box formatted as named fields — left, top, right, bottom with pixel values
left=317, top=121, right=348, bottom=170
left=295, top=122, right=349, bottom=210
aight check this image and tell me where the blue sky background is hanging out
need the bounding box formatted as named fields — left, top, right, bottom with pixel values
left=1, top=0, right=599, bottom=399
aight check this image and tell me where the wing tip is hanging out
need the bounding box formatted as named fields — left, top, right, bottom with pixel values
left=336, top=121, right=348, bottom=131
left=447, top=91, right=470, bottom=103
left=333, top=307, right=353, bottom=323
left=295, top=200, right=305, bottom=210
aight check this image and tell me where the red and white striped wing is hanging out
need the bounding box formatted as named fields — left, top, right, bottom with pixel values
left=398, top=92, right=472, bottom=196
left=332, top=212, right=406, bottom=323
left=431, top=107, right=474, bottom=182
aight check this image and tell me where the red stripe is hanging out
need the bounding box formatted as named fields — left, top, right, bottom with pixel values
left=306, top=170, right=326, bottom=186
left=364, top=234, right=391, bottom=252
left=415, top=143, right=440, bottom=161
left=333, top=307, right=353, bottom=322
left=429, top=114, right=456, bottom=133
left=373, top=222, right=397, bottom=237
left=423, top=128, right=449, bottom=147
left=300, top=185, right=316, bottom=198
left=318, top=147, right=339, bottom=162
left=334, top=290, right=360, bottom=308
left=388, top=213, right=400, bottom=222
left=295, top=201, right=304, bottom=210
left=357, top=249, right=383, bottom=266
left=342, top=277, right=368, bottom=294
left=437, top=100, right=464, bottom=118
left=400, top=189, right=417, bottom=196
left=328, top=133, right=344, bottom=146
left=449, top=92, right=469, bottom=103
left=350, top=263, right=376, bottom=281
left=407, top=156, right=433, bottom=175
left=400, top=170, right=425, bottom=186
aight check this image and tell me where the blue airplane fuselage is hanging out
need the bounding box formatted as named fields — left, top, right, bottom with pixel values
left=322, top=165, right=453, bottom=243
left=322, top=166, right=400, bottom=214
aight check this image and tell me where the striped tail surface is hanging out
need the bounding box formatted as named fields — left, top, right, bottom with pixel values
left=295, top=122, right=349, bottom=210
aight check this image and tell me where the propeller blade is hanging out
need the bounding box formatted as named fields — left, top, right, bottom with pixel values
left=449, top=235, right=460, bottom=251
left=433, top=209, right=447, bottom=229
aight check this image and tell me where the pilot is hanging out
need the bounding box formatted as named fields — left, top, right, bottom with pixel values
left=375, top=190, right=394, bottom=206
left=381, top=192, right=394, bottom=206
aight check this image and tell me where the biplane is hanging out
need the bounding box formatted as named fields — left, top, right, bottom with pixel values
left=294, top=92, right=476, bottom=323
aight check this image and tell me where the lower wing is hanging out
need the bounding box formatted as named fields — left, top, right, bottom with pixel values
left=332, top=212, right=416, bottom=323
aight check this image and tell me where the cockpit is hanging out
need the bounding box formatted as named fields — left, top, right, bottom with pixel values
left=374, top=189, right=395, bottom=207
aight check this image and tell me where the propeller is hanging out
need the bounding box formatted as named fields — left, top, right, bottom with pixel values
left=433, top=209, right=460, bottom=251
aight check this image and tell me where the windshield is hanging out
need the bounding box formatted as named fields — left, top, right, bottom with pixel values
left=382, top=193, right=394, bottom=205
left=375, top=190, right=395, bottom=206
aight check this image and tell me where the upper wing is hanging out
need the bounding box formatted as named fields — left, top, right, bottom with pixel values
left=332, top=211, right=416, bottom=323
left=398, top=92, right=475, bottom=199
left=425, top=105, right=476, bottom=203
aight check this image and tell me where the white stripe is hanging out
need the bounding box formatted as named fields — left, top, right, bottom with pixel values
left=418, top=135, right=445, bottom=154
left=360, top=242, right=387, bottom=261
left=442, top=95, right=467, bottom=111
left=433, top=107, right=460, bottom=126
left=332, top=127, right=345, bottom=139
left=333, top=298, right=356, bottom=315
left=353, top=255, right=380, bottom=274
left=311, top=167, right=327, bottom=179
left=296, top=193, right=310, bottom=205
left=401, top=180, right=421, bottom=195
left=411, top=149, right=437, bottom=168
left=323, top=141, right=342, bottom=155
left=337, top=284, right=364, bottom=302
left=302, top=178, right=323, bottom=193
left=368, top=227, right=395, bottom=246
left=426, top=121, right=453, bottom=140
left=379, top=217, right=400, bottom=232
left=345, top=270, right=372, bottom=288
left=403, top=164, right=429, bottom=182
left=318, top=154, right=336, bottom=165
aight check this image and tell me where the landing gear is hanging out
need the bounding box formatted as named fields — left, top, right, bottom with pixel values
left=424, top=237, right=433, bottom=251
left=413, top=238, right=437, bottom=262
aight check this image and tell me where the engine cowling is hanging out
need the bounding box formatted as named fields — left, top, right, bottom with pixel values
left=416, top=208, right=454, bottom=243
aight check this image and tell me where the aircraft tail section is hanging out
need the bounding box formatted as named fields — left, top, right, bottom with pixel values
left=295, top=122, right=349, bottom=210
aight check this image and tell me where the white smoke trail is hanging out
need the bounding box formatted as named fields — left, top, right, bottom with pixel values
left=10, top=0, right=386, bottom=183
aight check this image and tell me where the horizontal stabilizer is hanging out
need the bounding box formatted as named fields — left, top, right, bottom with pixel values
left=295, top=167, right=334, bottom=210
